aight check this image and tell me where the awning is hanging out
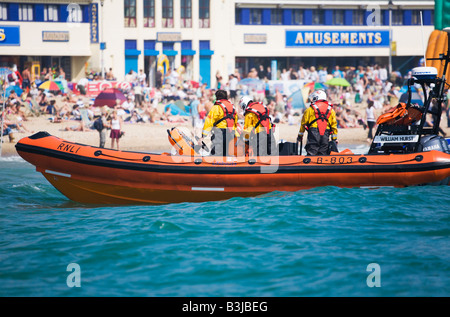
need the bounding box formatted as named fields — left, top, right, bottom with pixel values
left=125, top=49, right=141, bottom=56
left=199, top=49, right=214, bottom=56
left=144, top=49, right=159, bottom=56
left=163, top=50, right=178, bottom=56
left=181, top=49, right=196, bottom=56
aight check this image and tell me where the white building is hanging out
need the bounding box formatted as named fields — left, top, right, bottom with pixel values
left=0, top=0, right=435, bottom=88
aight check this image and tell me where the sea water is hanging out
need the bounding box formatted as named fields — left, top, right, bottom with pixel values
left=1, top=156, right=449, bottom=297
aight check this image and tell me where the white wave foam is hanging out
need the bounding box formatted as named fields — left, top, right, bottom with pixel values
left=0, top=156, right=25, bottom=162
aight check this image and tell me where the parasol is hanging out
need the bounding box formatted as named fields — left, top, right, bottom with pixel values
left=93, top=88, right=126, bottom=108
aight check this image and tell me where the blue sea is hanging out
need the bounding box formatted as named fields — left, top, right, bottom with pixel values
left=1, top=155, right=450, bottom=297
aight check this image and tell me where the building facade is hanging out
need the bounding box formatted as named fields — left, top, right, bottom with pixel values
left=0, top=0, right=435, bottom=87
left=0, top=0, right=92, bottom=82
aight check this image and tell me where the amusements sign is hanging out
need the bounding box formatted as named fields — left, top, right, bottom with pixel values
left=0, top=25, right=20, bottom=46
left=286, top=30, right=389, bottom=47
left=90, top=3, right=98, bottom=43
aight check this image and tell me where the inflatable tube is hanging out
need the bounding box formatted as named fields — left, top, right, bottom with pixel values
left=157, top=55, right=170, bottom=76
left=432, top=31, right=446, bottom=72
left=440, top=35, right=449, bottom=77
left=426, top=30, right=441, bottom=67
left=446, top=60, right=450, bottom=83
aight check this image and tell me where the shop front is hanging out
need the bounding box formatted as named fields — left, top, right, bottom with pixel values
left=234, top=27, right=431, bottom=80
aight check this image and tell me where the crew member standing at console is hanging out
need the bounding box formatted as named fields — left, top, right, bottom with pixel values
left=297, top=90, right=338, bottom=156
left=199, top=90, right=239, bottom=156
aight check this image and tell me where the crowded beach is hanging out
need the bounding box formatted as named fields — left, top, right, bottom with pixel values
left=1, top=62, right=449, bottom=156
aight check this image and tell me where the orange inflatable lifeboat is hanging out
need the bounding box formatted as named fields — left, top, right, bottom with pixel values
left=14, top=131, right=450, bottom=205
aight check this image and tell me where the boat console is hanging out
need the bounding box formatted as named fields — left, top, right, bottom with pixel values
left=369, top=64, right=449, bottom=155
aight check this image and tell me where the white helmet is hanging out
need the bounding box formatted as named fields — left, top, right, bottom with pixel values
left=239, top=96, right=252, bottom=111
left=309, top=89, right=327, bottom=103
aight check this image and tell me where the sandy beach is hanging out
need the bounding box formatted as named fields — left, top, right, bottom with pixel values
left=2, top=111, right=449, bottom=157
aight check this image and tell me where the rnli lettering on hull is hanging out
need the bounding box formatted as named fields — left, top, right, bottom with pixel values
left=286, top=30, right=389, bottom=47
left=57, top=142, right=81, bottom=154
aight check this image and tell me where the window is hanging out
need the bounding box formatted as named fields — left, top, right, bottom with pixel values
left=67, top=4, right=82, bottom=23
left=312, top=9, right=324, bottom=25
left=199, top=0, right=210, bottom=28
left=392, top=9, right=402, bottom=25
left=163, top=42, right=174, bottom=50
left=144, top=40, right=156, bottom=50
left=44, top=5, right=59, bottom=22
left=143, top=0, right=155, bottom=27
left=181, top=0, right=192, bottom=28
left=250, top=8, right=262, bottom=25
left=353, top=9, right=364, bottom=25
left=19, top=4, right=33, bottom=21
left=162, top=0, right=173, bottom=28
left=235, top=7, right=242, bottom=24
left=411, top=10, right=422, bottom=25
left=292, top=9, right=303, bottom=25
left=333, top=10, right=344, bottom=25
left=181, top=40, right=192, bottom=50
left=0, top=4, right=7, bottom=21
left=271, top=9, right=282, bottom=25
left=199, top=40, right=210, bottom=50
left=125, top=39, right=137, bottom=50
left=124, top=0, right=136, bottom=27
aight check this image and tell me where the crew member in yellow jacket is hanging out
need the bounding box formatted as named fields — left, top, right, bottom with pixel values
left=298, top=90, right=338, bottom=155
left=239, top=96, right=276, bottom=156
left=200, top=89, right=239, bottom=156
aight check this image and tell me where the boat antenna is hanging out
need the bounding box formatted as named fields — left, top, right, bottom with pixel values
left=420, top=11, right=426, bottom=65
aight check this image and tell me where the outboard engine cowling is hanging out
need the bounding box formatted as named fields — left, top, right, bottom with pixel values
left=418, top=135, right=450, bottom=153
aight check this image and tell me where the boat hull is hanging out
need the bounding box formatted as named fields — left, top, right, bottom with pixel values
left=15, top=132, right=450, bottom=205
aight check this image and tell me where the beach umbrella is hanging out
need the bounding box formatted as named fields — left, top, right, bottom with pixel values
left=325, top=78, right=351, bottom=87
left=304, top=82, right=327, bottom=91
left=54, top=81, right=65, bottom=91
left=38, top=80, right=61, bottom=91
left=288, top=90, right=306, bottom=109
left=93, top=88, right=126, bottom=108
left=5, top=85, right=23, bottom=97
